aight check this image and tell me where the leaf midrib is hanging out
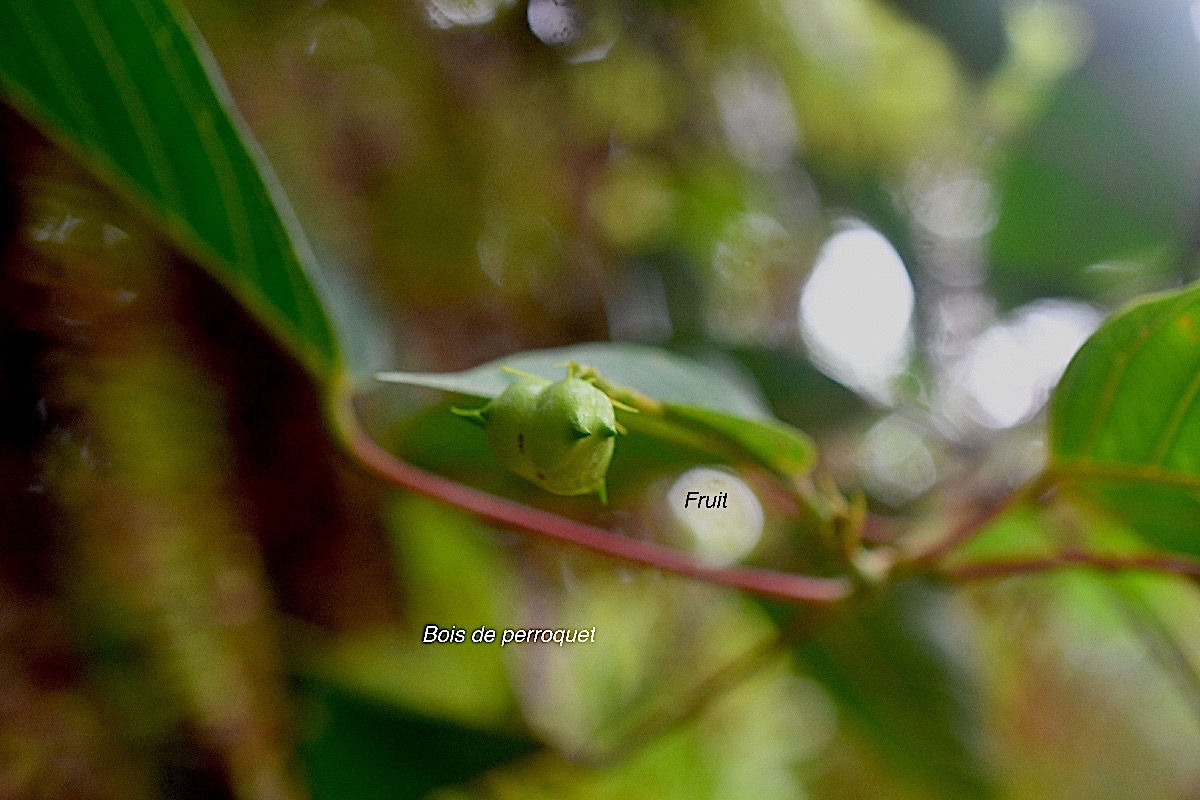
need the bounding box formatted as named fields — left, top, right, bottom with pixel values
left=1051, top=459, right=1200, bottom=492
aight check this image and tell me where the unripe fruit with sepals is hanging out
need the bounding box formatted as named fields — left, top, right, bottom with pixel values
left=525, top=377, right=620, bottom=502
left=452, top=374, right=620, bottom=502
left=453, top=376, right=548, bottom=485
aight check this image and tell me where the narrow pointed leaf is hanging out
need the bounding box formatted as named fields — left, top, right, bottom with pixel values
left=0, top=0, right=341, bottom=377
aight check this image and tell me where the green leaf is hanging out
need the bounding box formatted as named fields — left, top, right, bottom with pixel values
left=660, top=405, right=815, bottom=479
left=794, top=582, right=995, bottom=799
left=1049, top=284, right=1200, bottom=556
left=0, top=0, right=341, bottom=377
left=723, top=344, right=871, bottom=433
left=298, top=678, right=538, bottom=800
left=378, top=342, right=818, bottom=480
left=379, top=342, right=770, bottom=417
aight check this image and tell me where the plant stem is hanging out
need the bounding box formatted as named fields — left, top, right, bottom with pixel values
left=579, top=634, right=785, bottom=766
left=1103, top=583, right=1200, bottom=729
left=328, top=383, right=853, bottom=605
left=577, top=604, right=828, bottom=766
left=941, top=550, right=1200, bottom=582
left=904, top=474, right=1048, bottom=566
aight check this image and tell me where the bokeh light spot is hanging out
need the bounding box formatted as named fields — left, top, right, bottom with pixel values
left=959, top=299, right=1102, bottom=429
left=799, top=223, right=914, bottom=400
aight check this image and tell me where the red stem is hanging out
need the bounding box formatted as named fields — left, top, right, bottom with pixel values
left=906, top=476, right=1046, bottom=566
left=329, top=387, right=853, bottom=605
left=943, top=550, right=1200, bottom=582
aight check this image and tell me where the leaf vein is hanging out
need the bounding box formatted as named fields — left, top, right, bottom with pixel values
left=126, top=0, right=259, bottom=289
left=73, top=0, right=185, bottom=214
left=1080, top=291, right=1198, bottom=451
left=1053, top=459, right=1200, bottom=492
left=7, top=0, right=112, bottom=155
left=1150, top=363, right=1200, bottom=466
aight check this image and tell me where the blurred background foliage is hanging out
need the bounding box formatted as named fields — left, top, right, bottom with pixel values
left=6, top=0, right=1200, bottom=798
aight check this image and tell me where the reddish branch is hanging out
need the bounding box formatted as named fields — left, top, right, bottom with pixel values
left=943, top=550, right=1200, bottom=582
left=334, top=382, right=1200, bottom=597
left=330, top=389, right=853, bottom=605
left=907, top=476, right=1048, bottom=565
left=924, top=472, right=1200, bottom=583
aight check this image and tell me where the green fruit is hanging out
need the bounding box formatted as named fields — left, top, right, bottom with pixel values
left=452, top=373, right=620, bottom=502
left=525, top=377, right=619, bottom=502
left=453, top=376, right=548, bottom=484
